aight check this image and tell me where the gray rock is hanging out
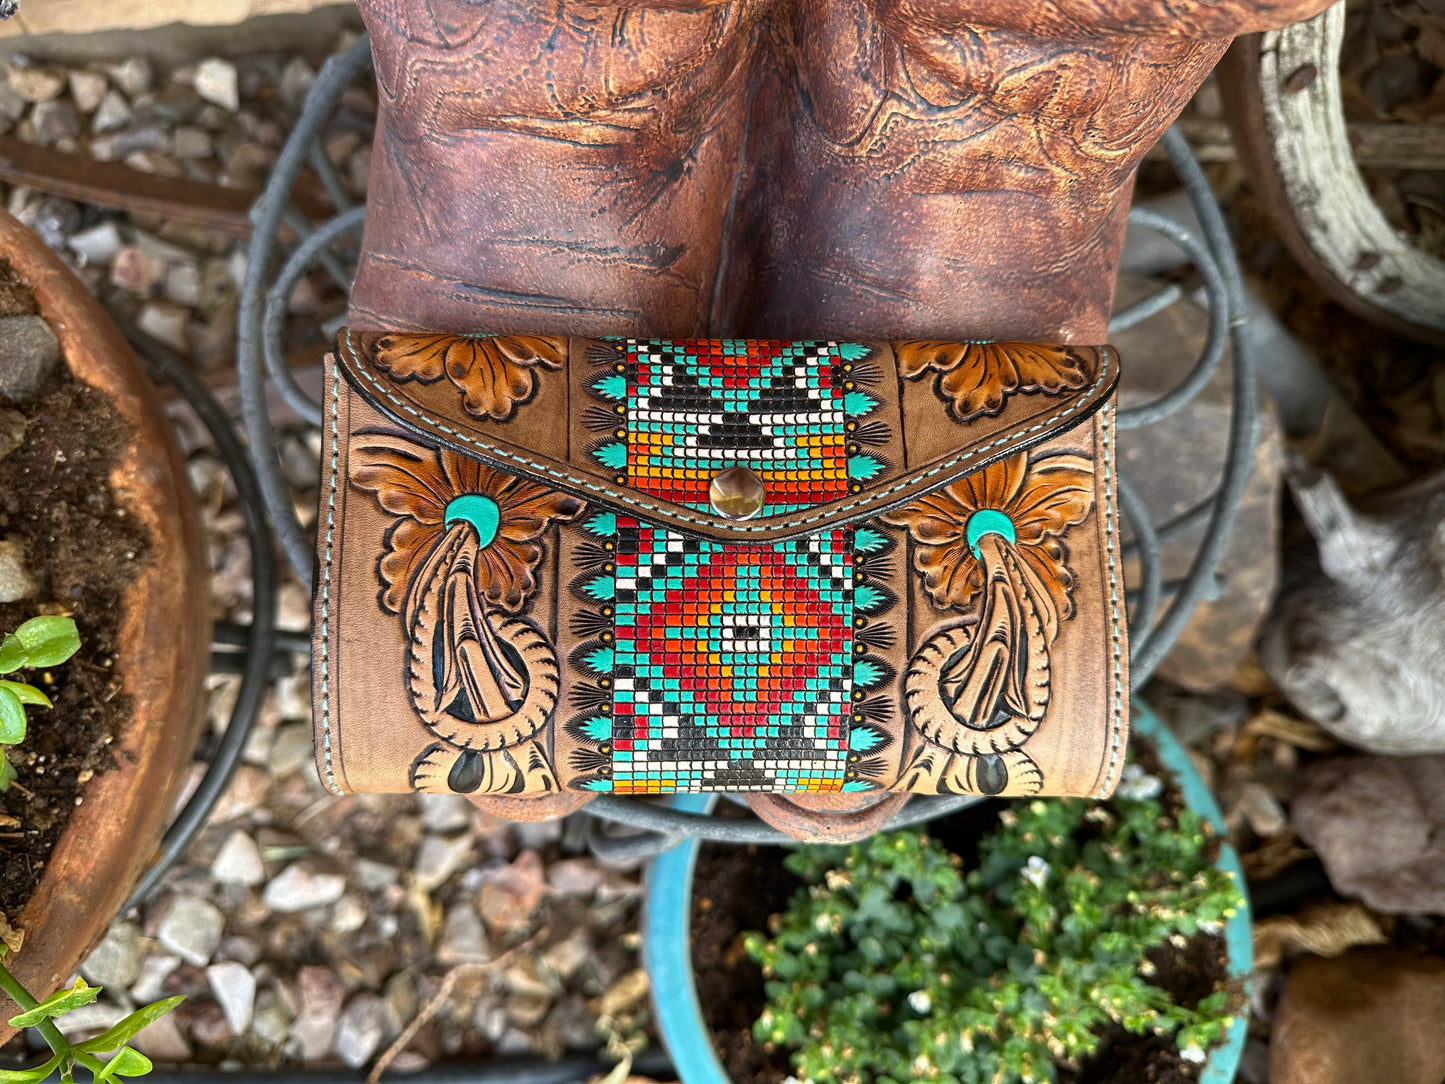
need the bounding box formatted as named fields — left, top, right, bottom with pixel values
left=353, top=858, right=399, bottom=893
left=90, top=90, right=131, bottom=134
left=29, top=99, right=80, bottom=146
left=1262, top=468, right=1445, bottom=754
left=267, top=722, right=314, bottom=776
left=0, top=408, right=25, bottom=463
left=130, top=953, right=182, bottom=1003
left=81, top=921, right=144, bottom=989
left=156, top=895, right=225, bottom=967
left=1113, top=276, right=1282, bottom=691
left=418, top=793, right=473, bottom=833
left=67, top=70, right=108, bottom=114
left=251, top=987, right=294, bottom=1048
left=0, top=315, right=62, bottom=402
left=53, top=1002, right=129, bottom=1036
left=0, top=539, right=37, bottom=603
left=129, top=1013, right=192, bottom=1062
left=0, top=80, right=24, bottom=122
left=173, top=126, right=212, bottom=160
left=100, top=57, right=152, bottom=98
left=437, top=903, right=489, bottom=965
left=25, top=196, right=81, bottom=251
left=263, top=863, right=346, bottom=913
left=278, top=58, right=316, bottom=111
left=206, top=961, right=256, bottom=1035
left=67, top=221, right=123, bottom=265
left=1294, top=755, right=1445, bottom=913
left=413, top=833, right=474, bottom=891
left=219, top=935, right=261, bottom=967
left=542, top=929, right=592, bottom=981
left=547, top=858, right=603, bottom=897
left=334, top=994, right=386, bottom=1069
left=210, top=829, right=265, bottom=886
left=193, top=58, right=239, bottom=112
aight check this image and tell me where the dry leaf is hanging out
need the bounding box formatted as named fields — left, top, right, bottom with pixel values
left=1244, top=708, right=1339, bottom=752
left=1254, top=902, right=1389, bottom=971
left=0, top=912, right=23, bottom=955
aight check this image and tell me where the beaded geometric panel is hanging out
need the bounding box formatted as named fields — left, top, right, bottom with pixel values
left=623, top=339, right=856, bottom=514
left=609, top=519, right=854, bottom=793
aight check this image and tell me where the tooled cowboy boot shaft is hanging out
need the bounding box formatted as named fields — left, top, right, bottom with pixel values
left=349, top=0, right=1337, bottom=341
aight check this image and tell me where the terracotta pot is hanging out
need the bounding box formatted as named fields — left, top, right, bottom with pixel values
left=0, top=208, right=209, bottom=1038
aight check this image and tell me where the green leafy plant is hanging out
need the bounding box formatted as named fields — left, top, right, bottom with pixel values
left=0, top=616, right=81, bottom=792
left=745, top=791, right=1244, bottom=1084
left=0, top=949, right=183, bottom=1083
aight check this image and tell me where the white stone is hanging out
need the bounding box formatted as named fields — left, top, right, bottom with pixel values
left=67, top=70, right=107, bottom=114
left=0, top=539, right=36, bottom=603
left=333, top=994, right=386, bottom=1069
left=67, top=221, right=123, bottom=265
left=137, top=301, right=190, bottom=353
left=267, top=721, right=314, bottom=776
left=173, top=125, right=212, bottom=160
left=417, top=793, right=473, bottom=833
left=329, top=894, right=368, bottom=936
left=413, top=833, right=474, bottom=891
left=211, top=829, right=265, bottom=886
left=130, top=1013, right=192, bottom=1062
left=164, top=262, right=202, bottom=307
left=193, top=58, right=239, bottom=112
left=7, top=64, right=65, bottom=104
left=90, top=90, right=131, bottom=134
left=263, top=864, right=346, bottom=913
left=130, top=954, right=182, bottom=1003
left=437, top=904, right=489, bottom=965
left=206, top=961, right=256, bottom=1035
left=100, top=58, right=152, bottom=99
left=157, top=895, right=225, bottom=967
left=81, top=921, right=144, bottom=988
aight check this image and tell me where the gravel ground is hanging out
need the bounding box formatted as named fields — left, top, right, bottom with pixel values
left=0, top=42, right=653, bottom=1079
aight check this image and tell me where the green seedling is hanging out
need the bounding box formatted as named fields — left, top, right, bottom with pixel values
left=746, top=792, right=1244, bottom=1084
left=0, top=616, right=80, bottom=792
left=0, top=949, right=184, bottom=1083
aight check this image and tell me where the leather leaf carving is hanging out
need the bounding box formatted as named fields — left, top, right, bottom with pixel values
left=880, top=450, right=1094, bottom=632
left=369, top=333, right=566, bottom=422
left=895, top=341, right=1089, bottom=422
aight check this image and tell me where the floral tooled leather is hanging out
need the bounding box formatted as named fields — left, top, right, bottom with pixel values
left=895, top=340, right=1090, bottom=422
left=315, top=333, right=1128, bottom=818
left=368, top=332, right=566, bottom=421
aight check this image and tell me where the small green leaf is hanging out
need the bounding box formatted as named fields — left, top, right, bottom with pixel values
left=0, top=756, right=16, bottom=792
left=93, top=1047, right=152, bottom=1083
left=0, top=688, right=25, bottom=746
left=0, top=681, right=49, bottom=708
left=75, top=997, right=186, bottom=1056
left=0, top=1051, right=64, bottom=1082
left=7, top=979, right=100, bottom=1027
left=13, top=617, right=80, bottom=669
left=0, top=635, right=24, bottom=674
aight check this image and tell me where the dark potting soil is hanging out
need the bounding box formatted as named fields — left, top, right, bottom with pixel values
left=691, top=790, right=1231, bottom=1084
left=0, top=258, right=149, bottom=923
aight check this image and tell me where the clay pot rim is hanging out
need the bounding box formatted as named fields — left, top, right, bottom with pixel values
left=0, top=208, right=209, bottom=1041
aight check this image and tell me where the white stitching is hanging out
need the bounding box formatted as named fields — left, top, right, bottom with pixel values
left=1096, top=403, right=1126, bottom=797
left=318, top=360, right=346, bottom=795
left=342, top=329, right=1113, bottom=536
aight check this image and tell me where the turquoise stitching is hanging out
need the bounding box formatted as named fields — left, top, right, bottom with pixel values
left=1097, top=402, right=1126, bottom=797
left=319, top=361, right=344, bottom=795
left=342, top=330, right=1113, bottom=537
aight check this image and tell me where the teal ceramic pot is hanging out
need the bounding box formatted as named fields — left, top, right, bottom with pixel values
left=642, top=700, right=1251, bottom=1084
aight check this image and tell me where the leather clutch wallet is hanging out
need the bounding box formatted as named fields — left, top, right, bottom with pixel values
left=312, top=332, right=1129, bottom=806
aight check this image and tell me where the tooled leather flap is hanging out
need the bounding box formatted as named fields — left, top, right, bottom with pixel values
left=335, top=328, right=1118, bottom=544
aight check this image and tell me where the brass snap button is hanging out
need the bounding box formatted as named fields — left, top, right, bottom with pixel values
left=709, top=466, right=766, bottom=521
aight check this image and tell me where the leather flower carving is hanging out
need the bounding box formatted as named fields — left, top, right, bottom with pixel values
left=895, top=341, right=1089, bottom=422
left=351, top=432, right=584, bottom=616
left=369, top=333, right=566, bottom=421
left=880, top=451, right=1093, bottom=633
